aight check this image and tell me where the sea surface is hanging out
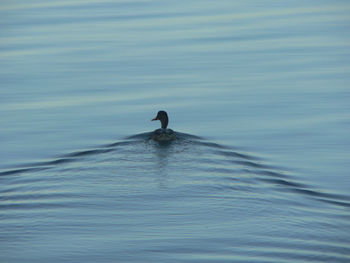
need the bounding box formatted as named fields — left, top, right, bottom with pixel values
left=1, top=1, right=350, bottom=262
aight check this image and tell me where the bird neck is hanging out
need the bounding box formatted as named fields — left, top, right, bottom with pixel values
left=161, top=118, right=168, bottom=129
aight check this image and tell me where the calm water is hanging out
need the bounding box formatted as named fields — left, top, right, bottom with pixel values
left=1, top=1, right=350, bottom=262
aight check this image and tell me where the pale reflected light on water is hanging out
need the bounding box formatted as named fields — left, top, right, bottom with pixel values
left=1, top=0, right=350, bottom=262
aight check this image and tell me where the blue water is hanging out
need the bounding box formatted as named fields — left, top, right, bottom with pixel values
left=1, top=1, right=350, bottom=262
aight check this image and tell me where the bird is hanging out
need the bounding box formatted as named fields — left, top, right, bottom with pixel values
left=151, top=110, right=176, bottom=141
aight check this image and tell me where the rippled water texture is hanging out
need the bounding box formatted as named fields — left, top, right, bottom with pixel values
left=1, top=1, right=350, bottom=262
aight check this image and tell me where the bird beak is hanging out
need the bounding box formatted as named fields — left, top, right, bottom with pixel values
left=151, top=117, right=157, bottom=121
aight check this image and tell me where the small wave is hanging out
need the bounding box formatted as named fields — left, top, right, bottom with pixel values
left=63, top=148, right=114, bottom=157
left=1, top=131, right=349, bottom=209
left=124, top=130, right=203, bottom=141
left=214, top=149, right=259, bottom=161
left=0, top=140, right=140, bottom=177
left=0, top=167, right=49, bottom=177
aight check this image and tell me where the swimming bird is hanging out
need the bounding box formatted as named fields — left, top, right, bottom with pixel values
left=151, top=110, right=176, bottom=141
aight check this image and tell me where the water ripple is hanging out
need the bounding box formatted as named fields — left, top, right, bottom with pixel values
left=1, top=133, right=349, bottom=262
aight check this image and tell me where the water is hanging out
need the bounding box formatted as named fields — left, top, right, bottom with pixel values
left=1, top=1, right=350, bottom=262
